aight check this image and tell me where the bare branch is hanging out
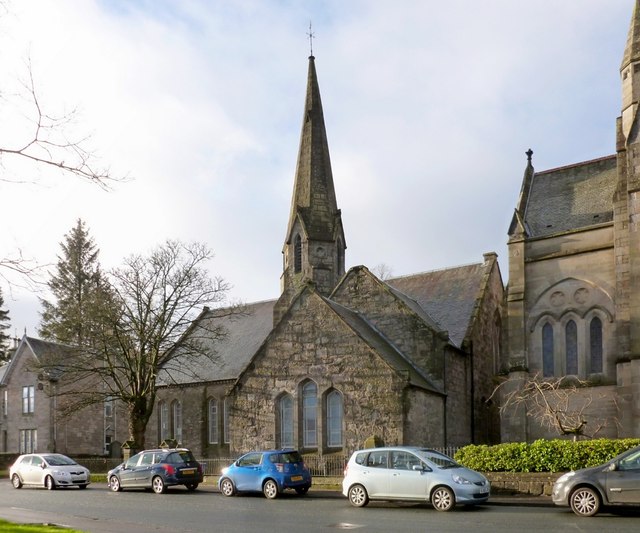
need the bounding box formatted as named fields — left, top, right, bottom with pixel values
left=0, top=58, right=125, bottom=188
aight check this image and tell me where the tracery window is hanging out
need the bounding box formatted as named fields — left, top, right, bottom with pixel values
left=278, top=394, right=294, bottom=448
left=302, top=382, right=317, bottom=448
left=590, top=317, right=603, bottom=373
left=565, top=320, right=578, bottom=375
left=326, top=390, right=343, bottom=448
left=542, top=323, right=554, bottom=377
left=208, top=399, right=219, bottom=444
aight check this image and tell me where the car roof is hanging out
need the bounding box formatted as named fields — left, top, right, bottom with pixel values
left=351, top=446, right=435, bottom=453
left=137, top=448, right=192, bottom=453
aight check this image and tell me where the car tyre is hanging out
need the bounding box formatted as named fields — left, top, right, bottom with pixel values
left=431, top=486, right=455, bottom=511
left=295, top=485, right=310, bottom=495
left=109, top=476, right=122, bottom=492
left=11, top=474, right=22, bottom=489
left=152, top=475, right=167, bottom=494
left=263, top=479, right=279, bottom=499
left=185, top=482, right=199, bottom=491
left=348, top=484, right=369, bottom=507
left=220, top=478, right=236, bottom=497
left=45, top=475, right=56, bottom=490
left=570, top=487, right=601, bottom=517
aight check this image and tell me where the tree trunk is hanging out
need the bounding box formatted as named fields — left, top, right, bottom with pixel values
left=127, top=399, right=151, bottom=451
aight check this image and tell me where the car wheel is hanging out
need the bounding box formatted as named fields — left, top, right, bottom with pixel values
left=45, top=475, right=56, bottom=491
left=109, top=476, right=122, bottom=492
left=185, top=482, right=199, bottom=491
left=263, top=479, right=279, bottom=499
left=431, top=486, right=455, bottom=511
left=348, top=484, right=369, bottom=507
left=152, top=476, right=167, bottom=494
left=570, top=487, right=601, bottom=517
left=11, top=474, right=22, bottom=489
left=295, top=485, right=309, bottom=495
left=220, top=478, right=236, bottom=497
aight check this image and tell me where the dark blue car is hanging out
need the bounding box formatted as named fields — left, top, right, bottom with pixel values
left=218, top=449, right=312, bottom=499
left=108, top=448, right=203, bottom=494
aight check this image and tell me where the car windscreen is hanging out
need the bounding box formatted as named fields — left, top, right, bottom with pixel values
left=416, top=449, right=459, bottom=469
left=43, top=455, right=77, bottom=466
left=268, top=451, right=303, bottom=464
left=166, top=451, right=197, bottom=464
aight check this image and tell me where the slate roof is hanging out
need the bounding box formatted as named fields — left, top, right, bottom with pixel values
left=523, top=155, right=617, bottom=238
left=325, top=298, right=443, bottom=394
left=157, top=299, right=276, bottom=386
left=1, top=336, right=74, bottom=384
left=386, top=262, right=488, bottom=349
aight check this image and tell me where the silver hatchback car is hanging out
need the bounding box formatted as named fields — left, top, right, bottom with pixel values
left=342, top=446, right=490, bottom=511
left=10, top=453, right=91, bottom=490
left=552, top=445, right=640, bottom=516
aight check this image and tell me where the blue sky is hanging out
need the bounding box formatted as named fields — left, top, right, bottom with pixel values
left=0, top=0, right=633, bottom=336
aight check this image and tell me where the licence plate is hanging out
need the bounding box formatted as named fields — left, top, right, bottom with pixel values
left=182, top=469, right=195, bottom=475
left=479, top=486, right=490, bottom=494
left=291, top=475, right=303, bottom=482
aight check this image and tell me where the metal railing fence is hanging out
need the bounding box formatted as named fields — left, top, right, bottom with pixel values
left=73, top=447, right=461, bottom=478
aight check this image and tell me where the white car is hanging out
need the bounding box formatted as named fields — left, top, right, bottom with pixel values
left=10, top=453, right=91, bottom=490
left=342, top=446, right=490, bottom=511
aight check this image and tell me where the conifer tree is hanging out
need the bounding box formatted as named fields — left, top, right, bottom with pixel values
left=0, top=287, right=10, bottom=361
left=39, top=219, right=113, bottom=346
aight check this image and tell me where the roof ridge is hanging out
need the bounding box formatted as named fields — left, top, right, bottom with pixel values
left=389, top=261, right=483, bottom=281
left=534, top=154, right=616, bottom=176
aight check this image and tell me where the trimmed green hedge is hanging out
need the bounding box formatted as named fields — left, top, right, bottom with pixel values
left=454, top=438, right=640, bottom=473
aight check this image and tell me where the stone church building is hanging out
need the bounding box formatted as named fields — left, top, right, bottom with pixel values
left=151, top=54, right=504, bottom=458
left=502, top=1, right=640, bottom=442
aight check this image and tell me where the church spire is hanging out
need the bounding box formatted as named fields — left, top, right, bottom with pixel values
left=274, top=55, right=346, bottom=324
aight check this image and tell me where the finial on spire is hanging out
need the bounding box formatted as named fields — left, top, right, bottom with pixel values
left=526, top=148, right=533, bottom=163
left=307, top=21, right=315, bottom=57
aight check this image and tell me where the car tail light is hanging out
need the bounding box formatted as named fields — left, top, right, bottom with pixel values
left=162, top=464, right=176, bottom=476
left=275, top=463, right=284, bottom=473
left=343, top=464, right=349, bottom=476
left=198, top=464, right=203, bottom=475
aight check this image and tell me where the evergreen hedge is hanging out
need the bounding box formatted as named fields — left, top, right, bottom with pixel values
left=454, top=438, right=640, bottom=473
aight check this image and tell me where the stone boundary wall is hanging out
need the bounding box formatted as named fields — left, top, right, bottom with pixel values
left=485, top=472, right=561, bottom=496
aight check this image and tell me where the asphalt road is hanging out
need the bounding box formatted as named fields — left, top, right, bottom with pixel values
left=1, top=482, right=640, bottom=532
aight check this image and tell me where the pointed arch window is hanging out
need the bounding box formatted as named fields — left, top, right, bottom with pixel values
left=172, top=400, right=182, bottom=443
left=326, top=390, right=343, bottom=448
left=277, top=394, right=294, bottom=448
left=590, top=317, right=603, bottom=373
left=208, top=399, right=219, bottom=444
left=542, top=323, right=554, bottom=377
left=294, top=234, right=302, bottom=273
left=159, top=401, right=169, bottom=442
left=302, top=381, right=317, bottom=448
left=566, top=320, right=578, bottom=375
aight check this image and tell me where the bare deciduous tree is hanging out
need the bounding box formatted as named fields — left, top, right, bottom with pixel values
left=38, top=240, right=242, bottom=450
left=491, top=373, right=618, bottom=440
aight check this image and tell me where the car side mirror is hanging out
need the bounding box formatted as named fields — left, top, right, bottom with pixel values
left=40, top=464, right=46, bottom=469
left=605, top=463, right=616, bottom=472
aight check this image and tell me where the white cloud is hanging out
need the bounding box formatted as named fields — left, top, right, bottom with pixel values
left=0, top=0, right=632, bottom=335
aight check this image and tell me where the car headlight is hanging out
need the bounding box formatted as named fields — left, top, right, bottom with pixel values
left=51, top=470, right=70, bottom=477
left=452, top=474, right=472, bottom=485
left=555, top=471, right=575, bottom=484
left=221, top=467, right=229, bottom=475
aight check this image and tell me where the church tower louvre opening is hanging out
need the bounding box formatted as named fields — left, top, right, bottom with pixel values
left=273, top=55, right=346, bottom=325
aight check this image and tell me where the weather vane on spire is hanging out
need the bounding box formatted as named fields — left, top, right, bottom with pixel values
left=307, top=21, right=315, bottom=56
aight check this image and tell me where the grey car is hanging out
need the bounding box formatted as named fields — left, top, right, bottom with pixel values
left=552, top=445, right=640, bottom=516
left=10, top=453, right=90, bottom=490
left=342, top=446, right=490, bottom=511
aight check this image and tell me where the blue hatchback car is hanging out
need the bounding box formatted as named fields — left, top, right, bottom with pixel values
left=218, top=449, right=312, bottom=499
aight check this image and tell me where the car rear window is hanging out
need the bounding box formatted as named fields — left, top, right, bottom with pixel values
left=268, top=451, right=303, bottom=464
left=166, top=451, right=196, bottom=464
